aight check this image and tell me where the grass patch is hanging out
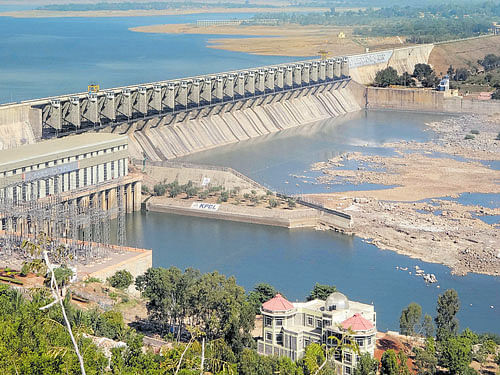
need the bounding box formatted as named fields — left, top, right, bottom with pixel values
left=464, top=134, right=475, bottom=140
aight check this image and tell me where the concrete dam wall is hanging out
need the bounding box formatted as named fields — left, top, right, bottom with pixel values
left=349, top=44, right=434, bottom=85
left=126, top=82, right=362, bottom=161
left=0, top=105, right=41, bottom=150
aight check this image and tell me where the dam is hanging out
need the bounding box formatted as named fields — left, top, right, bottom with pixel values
left=0, top=44, right=436, bottom=160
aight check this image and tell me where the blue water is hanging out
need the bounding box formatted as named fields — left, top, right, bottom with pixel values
left=0, top=13, right=300, bottom=103
left=124, top=211, right=500, bottom=333
left=181, top=110, right=444, bottom=195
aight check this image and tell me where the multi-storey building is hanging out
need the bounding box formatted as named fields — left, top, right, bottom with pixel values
left=257, top=292, right=376, bottom=375
left=0, top=133, right=131, bottom=202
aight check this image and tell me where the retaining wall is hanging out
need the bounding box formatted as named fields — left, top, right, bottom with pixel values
left=366, top=87, right=500, bottom=114
left=0, top=104, right=41, bottom=150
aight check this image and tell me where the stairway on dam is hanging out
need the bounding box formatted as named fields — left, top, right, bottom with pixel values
left=127, top=84, right=362, bottom=161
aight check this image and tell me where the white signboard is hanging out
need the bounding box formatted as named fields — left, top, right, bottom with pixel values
left=201, top=177, right=211, bottom=186
left=348, top=50, right=393, bottom=68
left=191, top=202, right=220, bottom=211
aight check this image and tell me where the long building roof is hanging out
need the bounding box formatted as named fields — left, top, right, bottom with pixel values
left=0, top=133, right=128, bottom=172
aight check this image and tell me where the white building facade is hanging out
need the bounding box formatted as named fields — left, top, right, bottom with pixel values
left=0, top=133, right=129, bottom=202
left=257, top=292, right=376, bottom=375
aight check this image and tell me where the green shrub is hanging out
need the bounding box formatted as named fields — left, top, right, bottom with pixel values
left=287, top=198, right=297, bottom=208
left=198, top=191, right=209, bottom=200
left=107, top=270, right=133, bottom=290
left=220, top=191, right=229, bottom=202
left=20, top=263, right=30, bottom=277
left=141, top=185, right=150, bottom=194
left=266, top=190, right=273, bottom=196
left=470, top=129, right=479, bottom=135
left=268, top=198, right=278, bottom=208
left=84, top=277, right=102, bottom=284
left=153, top=184, right=166, bottom=196
left=44, top=266, right=73, bottom=289
left=464, top=134, right=475, bottom=140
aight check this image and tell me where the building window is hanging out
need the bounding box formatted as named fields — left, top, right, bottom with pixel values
left=344, top=353, right=352, bottom=365
left=356, top=338, right=364, bottom=347
left=304, top=338, right=310, bottom=349
left=316, top=319, right=322, bottom=328
left=266, top=332, right=272, bottom=343
left=276, top=318, right=283, bottom=326
left=103, top=164, right=108, bottom=181
left=111, top=161, right=115, bottom=178
left=264, top=316, right=272, bottom=327
left=324, top=320, right=331, bottom=327
left=344, top=366, right=352, bottom=375
left=367, top=336, right=372, bottom=345
left=276, top=333, right=283, bottom=346
left=306, top=315, right=314, bottom=326
left=45, top=179, right=50, bottom=196
left=84, top=168, right=88, bottom=186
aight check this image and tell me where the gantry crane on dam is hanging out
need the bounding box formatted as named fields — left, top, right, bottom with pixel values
left=25, top=57, right=350, bottom=137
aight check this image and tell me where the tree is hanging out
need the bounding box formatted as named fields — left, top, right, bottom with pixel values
left=381, top=350, right=399, bottom=375
left=44, top=265, right=73, bottom=289
left=414, top=338, right=437, bottom=375
left=307, top=283, right=337, bottom=301
left=354, top=353, right=379, bottom=375
left=447, top=65, right=455, bottom=78
left=439, top=336, right=473, bottom=375
left=454, top=68, right=469, bottom=81
left=435, top=289, right=460, bottom=342
left=108, top=269, right=133, bottom=290
left=399, top=302, right=422, bottom=336
left=397, top=351, right=410, bottom=375
left=247, top=283, right=277, bottom=314
left=413, top=64, right=434, bottom=80
left=374, top=67, right=399, bottom=87
left=153, top=183, right=166, bottom=196
left=421, top=314, right=434, bottom=338
left=492, top=89, right=500, bottom=100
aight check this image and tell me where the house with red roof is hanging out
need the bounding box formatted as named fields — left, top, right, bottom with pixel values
left=257, top=292, right=377, bottom=375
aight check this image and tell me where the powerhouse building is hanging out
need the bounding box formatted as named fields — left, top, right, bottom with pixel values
left=0, top=133, right=131, bottom=202
left=257, top=292, right=376, bottom=374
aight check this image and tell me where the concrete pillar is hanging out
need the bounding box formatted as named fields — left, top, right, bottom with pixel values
left=257, top=70, right=265, bottom=93
left=334, top=59, right=342, bottom=78
left=138, top=86, right=148, bottom=115
left=311, top=63, right=319, bottom=82
left=302, top=64, right=310, bottom=85
left=246, top=72, right=255, bottom=95
left=126, top=183, right=133, bottom=213
left=319, top=61, right=326, bottom=81
left=215, top=77, right=224, bottom=101
left=121, top=89, right=132, bottom=119
left=69, top=96, right=81, bottom=128
left=48, top=99, right=62, bottom=130
left=225, top=75, right=235, bottom=99
left=104, top=91, right=116, bottom=121
left=266, top=69, right=275, bottom=91
left=108, top=187, right=117, bottom=211
left=179, top=82, right=188, bottom=108
left=166, top=84, right=175, bottom=111
left=190, top=81, right=200, bottom=106
left=152, top=84, right=163, bottom=112
left=294, top=65, right=302, bottom=86
left=237, top=74, right=245, bottom=97
left=201, top=79, right=212, bottom=104
left=98, top=164, right=104, bottom=183
left=133, top=181, right=142, bottom=211
left=285, top=66, right=293, bottom=88
left=341, top=57, right=350, bottom=77
left=88, top=93, right=99, bottom=124
left=327, top=60, right=335, bottom=80
left=276, top=68, right=284, bottom=89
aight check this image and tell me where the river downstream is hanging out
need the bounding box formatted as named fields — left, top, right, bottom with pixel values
left=123, top=110, right=500, bottom=333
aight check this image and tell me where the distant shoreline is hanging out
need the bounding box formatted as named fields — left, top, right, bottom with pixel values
left=0, top=6, right=328, bottom=18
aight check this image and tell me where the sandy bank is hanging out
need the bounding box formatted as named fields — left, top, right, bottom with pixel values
left=306, top=114, right=500, bottom=276
left=130, top=23, right=409, bottom=57
left=0, top=7, right=328, bottom=18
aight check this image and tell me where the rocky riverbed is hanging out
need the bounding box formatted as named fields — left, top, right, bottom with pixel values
left=307, top=114, right=500, bottom=276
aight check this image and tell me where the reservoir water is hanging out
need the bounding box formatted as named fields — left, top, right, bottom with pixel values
left=2, top=13, right=499, bottom=333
